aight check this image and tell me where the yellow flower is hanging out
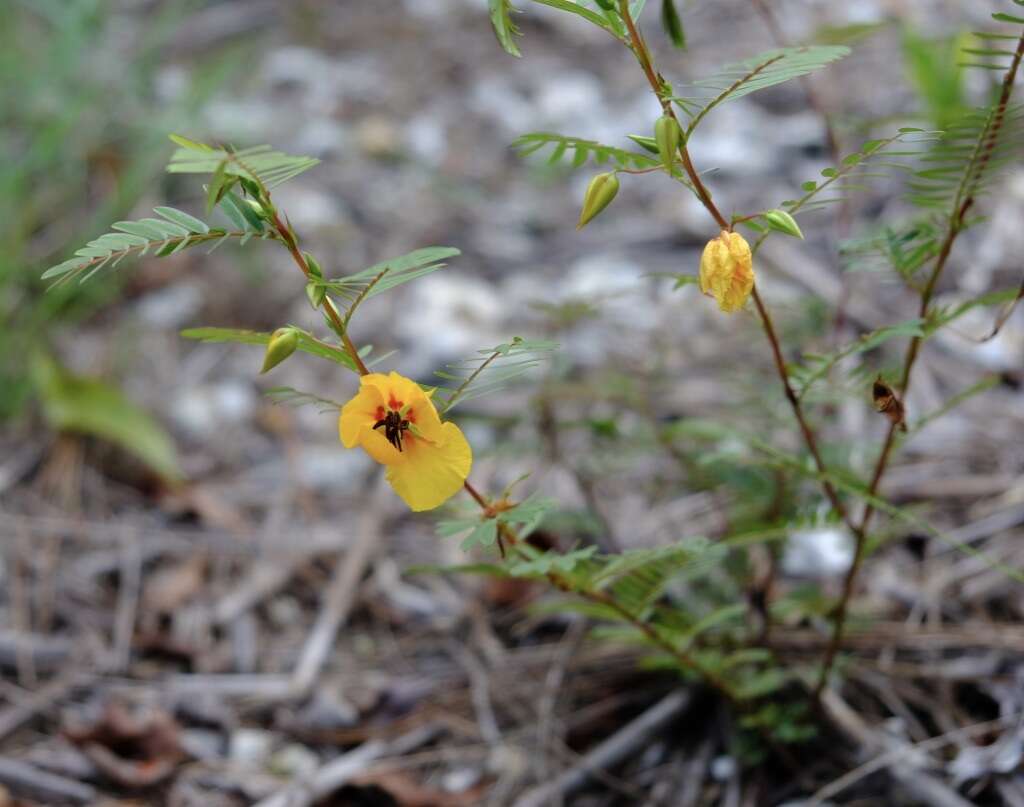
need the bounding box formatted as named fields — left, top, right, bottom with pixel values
left=339, top=371, right=472, bottom=512
left=699, top=230, right=754, bottom=313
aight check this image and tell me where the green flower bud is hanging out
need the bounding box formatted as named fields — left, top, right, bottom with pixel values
left=763, top=209, right=804, bottom=240
left=305, top=280, right=327, bottom=309
left=304, top=252, right=323, bottom=279
left=260, top=328, right=299, bottom=374
left=654, top=115, right=681, bottom=173
left=577, top=172, right=620, bottom=230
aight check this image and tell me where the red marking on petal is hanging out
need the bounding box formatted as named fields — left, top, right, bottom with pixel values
left=375, top=406, right=386, bottom=420
left=389, top=396, right=402, bottom=410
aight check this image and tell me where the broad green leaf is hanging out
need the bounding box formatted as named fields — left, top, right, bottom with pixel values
left=31, top=353, right=181, bottom=481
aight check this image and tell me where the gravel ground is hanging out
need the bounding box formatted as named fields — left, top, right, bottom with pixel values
left=3, top=1, right=1024, bottom=804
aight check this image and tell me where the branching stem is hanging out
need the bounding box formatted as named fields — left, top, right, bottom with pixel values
left=814, top=27, right=1024, bottom=698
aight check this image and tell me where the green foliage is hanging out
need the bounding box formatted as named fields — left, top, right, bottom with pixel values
left=747, top=131, right=935, bottom=250
left=840, top=219, right=942, bottom=280
left=488, top=0, right=522, bottom=57
left=513, top=132, right=660, bottom=170
left=315, top=247, right=461, bottom=325
left=264, top=387, right=345, bottom=413
left=438, top=495, right=557, bottom=551
left=507, top=545, right=599, bottom=576
left=167, top=138, right=320, bottom=190
left=435, top=337, right=559, bottom=411
left=660, top=0, right=686, bottom=49
left=0, top=2, right=236, bottom=419
left=180, top=326, right=362, bottom=373
left=906, top=103, right=1024, bottom=210
left=901, top=29, right=970, bottom=128
left=788, top=319, right=926, bottom=400
left=527, top=0, right=626, bottom=40
left=41, top=206, right=236, bottom=285
left=31, top=353, right=180, bottom=481
left=674, top=46, right=851, bottom=135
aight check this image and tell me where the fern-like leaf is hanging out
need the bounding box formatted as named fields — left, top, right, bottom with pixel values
left=788, top=319, right=926, bottom=401
left=435, top=337, right=558, bottom=412
left=167, top=137, right=319, bottom=190
left=264, top=387, right=344, bottom=412
left=748, top=130, right=937, bottom=254
left=906, top=103, right=1024, bottom=210
left=314, top=247, right=460, bottom=326
left=513, top=132, right=660, bottom=170
left=587, top=540, right=722, bottom=618
left=180, top=326, right=359, bottom=372
left=673, top=46, right=850, bottom=135
left=489, top=0, right=522, bottom=56
left=42, top=206, right=246, bottom=285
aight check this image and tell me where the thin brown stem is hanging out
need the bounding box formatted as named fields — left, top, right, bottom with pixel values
left=750, top=286, right=856, bottom=532
left=463, top=479, right=489, bottom=509
left=270, top=210, right=370, bottom=376
left=619, top=0, right=854, bottom=543
left=617, top=0, right=729, bottom=230
left=815, top=29, right=1024, bottom=697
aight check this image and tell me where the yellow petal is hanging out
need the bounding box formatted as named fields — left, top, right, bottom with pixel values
left=699, top=230, right=754, bottom=313
left=358, top=422, right=407, bottom=466
left=339, top=383, right=386, bottom=448
left=363, top=371, right=443, bottom=441
left=384, top=422, right=472, bottom=512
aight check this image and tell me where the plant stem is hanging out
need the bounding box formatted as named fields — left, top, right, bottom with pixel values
left=617, top=0, right=728, bottom=230
left=618, top=1, right=860, bottom=539
left=814, top=28, right=1024, bottom=697
left=750, top=286, right=855, bottom=529
left=270, top=209, right=370, bottom=376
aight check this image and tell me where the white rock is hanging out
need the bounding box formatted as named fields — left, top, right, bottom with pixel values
left=135, top=282, right=203, bottom=330
left=295, top=447, right=372, bottom=493
left=536, top=72, right=605, bottom=126
left=781, top=527, right=854, bottom=577
left=710, top=755, right=736, bottom=781
left=268, top=744, right=320, bottom=777
left=393, top=274, right=506, bottom=374
left=172, top=381, right=257, bottom=439
left=229, top=728, right=275, bottom=767
left=442, top=767, right=482, bottom=793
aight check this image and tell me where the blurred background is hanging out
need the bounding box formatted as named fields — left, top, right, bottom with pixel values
left=2, top=1, right=1023, bottom=805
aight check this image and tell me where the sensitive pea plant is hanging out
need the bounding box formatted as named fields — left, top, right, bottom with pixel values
left=46, top=0, right=1024, bottom=796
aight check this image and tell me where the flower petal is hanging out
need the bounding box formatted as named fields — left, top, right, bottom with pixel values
left=363, top=371, right=443, bottom=440
left=339, top=383, right=386, bottom=448
left=384, top=422, right=472, bottom=511
left=358, top=423, right=407, bottom=466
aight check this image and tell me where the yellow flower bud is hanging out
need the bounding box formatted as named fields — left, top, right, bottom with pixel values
left=260, top=327, right=299, bottom=374
left=577, top=172, right=620, bottom=230
left=699, top=230, right=754, bottom=313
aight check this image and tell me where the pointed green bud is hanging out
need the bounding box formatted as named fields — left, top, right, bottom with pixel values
left=245, top=198, right=268, bottom=220
left=305, top=280, right=327, bottom=309
left=304, top=252, right=323, bottom=280
left=577, top=172, right=620, bottom=230
left=261, top=328, right=299, bottom=374
left=763, top=209, right=804, bottom=240
left=627, top=134, right=660, bottom=154
left=654, top=115, right=681, bottom=173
